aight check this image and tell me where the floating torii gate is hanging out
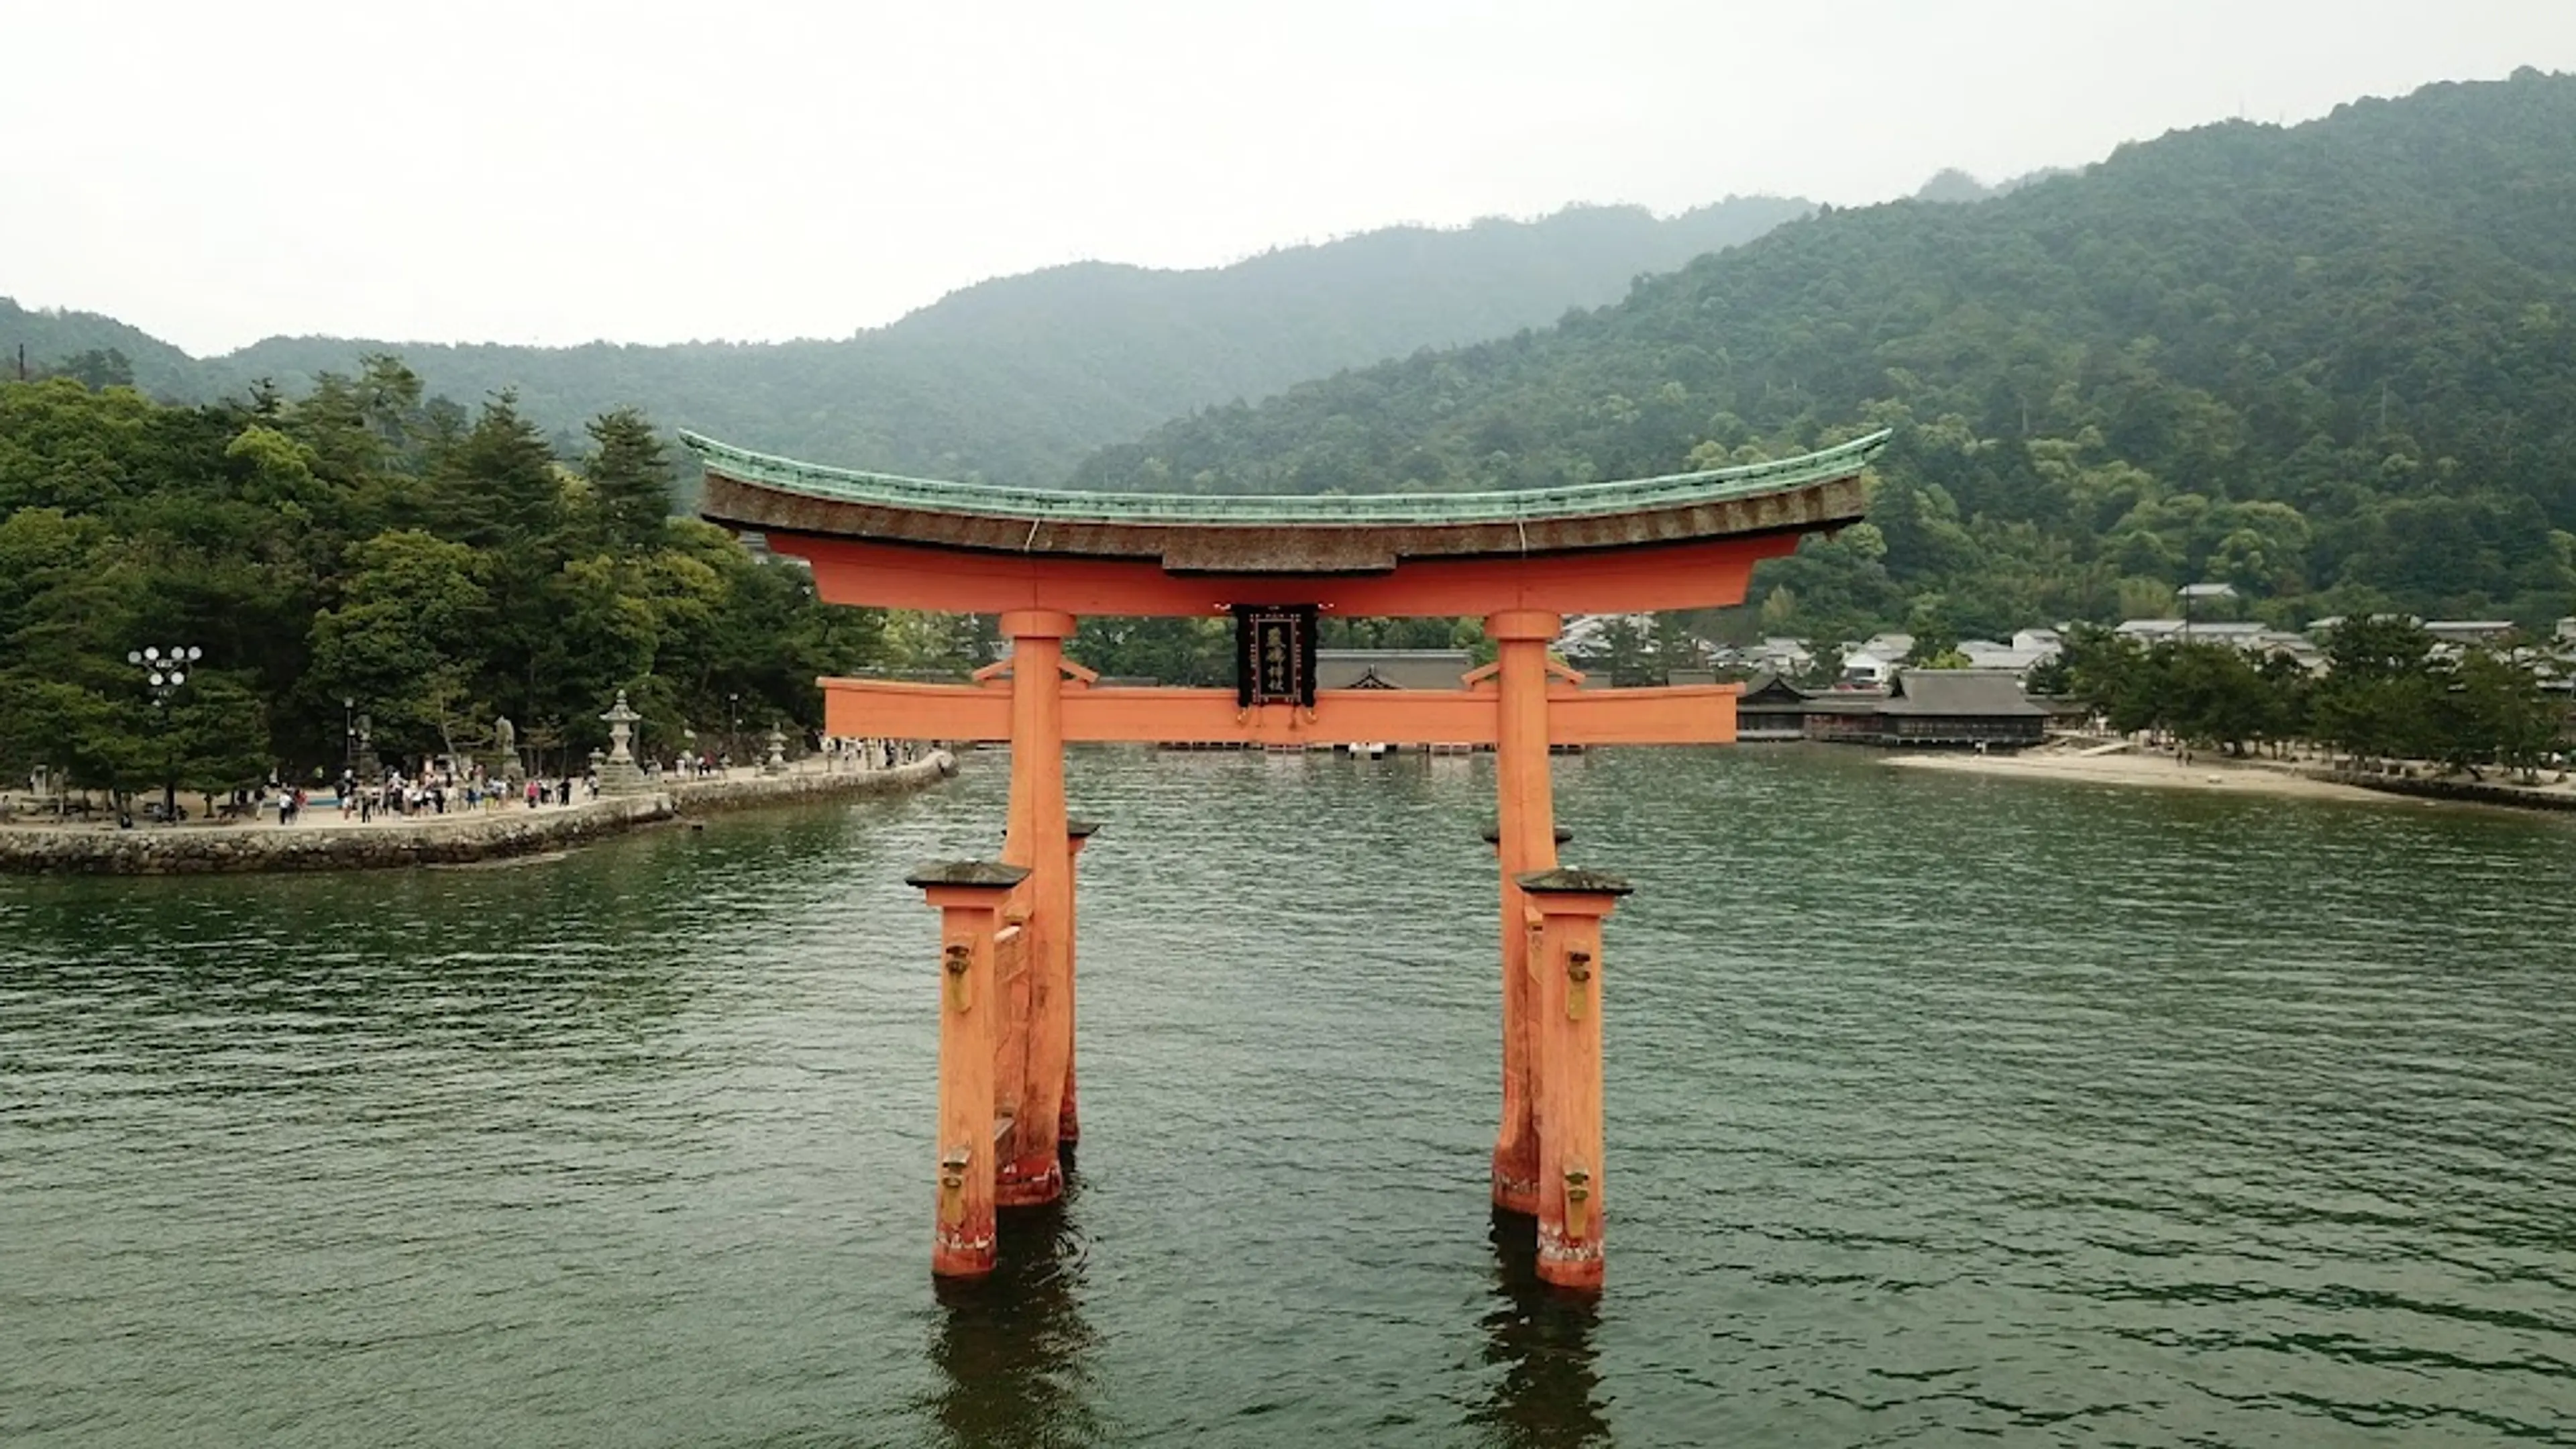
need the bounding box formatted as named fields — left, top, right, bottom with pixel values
left=693, top=429, right=1884, bottom=1289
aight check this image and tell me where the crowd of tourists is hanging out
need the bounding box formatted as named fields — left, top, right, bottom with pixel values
left=13, top=733, right=931, bottom=829
left=338, top=763, right=596, bottom=822
left=823, top=737, right=918, bottom=771
left=205, top=762, right=600, bottom=826
left=658, top=737, right=917, bottom=778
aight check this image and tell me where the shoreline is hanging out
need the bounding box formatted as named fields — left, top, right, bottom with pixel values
left=1883, top=747, right=2398, bottom=804
left=0, top=753, right=958, bottom=876
left=1882, top=744, right=2576, bottom=812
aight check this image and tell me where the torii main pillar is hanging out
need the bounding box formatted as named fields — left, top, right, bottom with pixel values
left=995, top=608, right=1076, bottom=1207
left=1487, top=608, right=1562, bottom=1216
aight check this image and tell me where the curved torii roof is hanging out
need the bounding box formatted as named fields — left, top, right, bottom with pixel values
left=689, top=429, right=1886, bottom=575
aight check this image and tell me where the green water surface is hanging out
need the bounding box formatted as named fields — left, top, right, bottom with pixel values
left=4, top=747, right=2571, bottom=1446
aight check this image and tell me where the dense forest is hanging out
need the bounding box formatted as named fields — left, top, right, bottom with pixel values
left=0, top=361, right=966, bottom=799
left=1073, top=71, right=2576, bottom=645
left=0, top=197, right=1809, bottom=488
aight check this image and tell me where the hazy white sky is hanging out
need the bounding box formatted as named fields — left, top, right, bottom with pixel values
left=6, top=0, right=2571, bottom=356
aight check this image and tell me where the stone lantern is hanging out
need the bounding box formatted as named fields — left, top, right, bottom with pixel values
left=598, top=690, right=648, bottom=796
left=763, top=725, right=789, bottom=776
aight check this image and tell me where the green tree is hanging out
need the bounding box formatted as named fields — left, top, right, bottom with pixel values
left=2159, top=642, right=2272, bottom=754
left=307, top=531, right=492, bottom=760
left=2445, top=649, right=2561, bottom=780
left=2310, top=616, right=2439, bottom=763
left=584, top=407, right=677, bottom=552
left=48, top=348, right=136, bottom=390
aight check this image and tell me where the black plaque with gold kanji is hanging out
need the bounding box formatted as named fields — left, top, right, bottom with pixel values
left=1233, top=604, right=1318, bottom=708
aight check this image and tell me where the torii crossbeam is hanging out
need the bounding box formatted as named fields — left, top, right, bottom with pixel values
left=694, top=428, right=1885, bottom=1289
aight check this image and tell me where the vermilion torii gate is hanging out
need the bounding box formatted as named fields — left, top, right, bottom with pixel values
left=693, top=429, right=1884, bottom=1289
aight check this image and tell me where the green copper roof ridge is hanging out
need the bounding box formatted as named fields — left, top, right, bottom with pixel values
left=685, top=427, right=1888, bottom=527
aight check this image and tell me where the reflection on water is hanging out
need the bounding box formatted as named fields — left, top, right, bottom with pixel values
left=1473, top=1212, right=1609, bottom=1449
left=5, top=745, right=2576, bottom=1445
left=929, top=1187, right=1104, bottom=1449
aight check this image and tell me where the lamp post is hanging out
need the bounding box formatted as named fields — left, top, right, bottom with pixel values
left=343, top=696, right=356, bottom=772
left=127, top=643, right=201, bottom=824
left=2178, top=582, right=2238, bottom=647
left=728, top=692, right=742, bottom=775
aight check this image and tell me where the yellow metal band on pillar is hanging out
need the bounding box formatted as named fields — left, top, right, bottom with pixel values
left=938, top=1145, right=971, bottom=1224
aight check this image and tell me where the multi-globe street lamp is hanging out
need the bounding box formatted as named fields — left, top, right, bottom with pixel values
left=728, top=692, right=742, bottom=774
left=126, top=643, right=201, bottom=824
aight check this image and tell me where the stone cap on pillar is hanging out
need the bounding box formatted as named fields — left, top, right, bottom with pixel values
left=1513, top=867, right=1635, bottom=898
left=1481, top=822, right=1574, bottom=846
left=905, top=860, right=1032, bottom=892
left=996, top=818, right=1103, bottom=841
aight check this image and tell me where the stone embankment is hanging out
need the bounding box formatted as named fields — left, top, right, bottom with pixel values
left=0, top=753, right=957, bottom=876
left=667, top=752, right=959, bottom=814
left=2302, top=766, right=2576, bottom=813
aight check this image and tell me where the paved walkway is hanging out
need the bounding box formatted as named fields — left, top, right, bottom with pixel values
left=1, top=755, right=957, bottom=875
left=2, top=757, right=906, bottom=835
left=0, top=757, right=919, bottom=835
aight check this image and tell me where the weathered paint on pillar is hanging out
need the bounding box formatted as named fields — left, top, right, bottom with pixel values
left=1481, top=818, right=1572, bottom=1218
left=992, top=905, right=1030, bottom=1153
left=1059, top=819, right=1099, bottom=1147
left=1517, top=867, right=1631, bottom=1291
left=908, top=860, right=1031, bottom=1279
left=997, top=608, right=1075, bottom=1208
left=1486, top=608, right=1564, bottom=1215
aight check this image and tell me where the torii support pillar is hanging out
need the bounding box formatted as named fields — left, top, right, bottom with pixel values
left=1484, top=820, right=1572, bottom=1217
left=1487, top=608, right=1564, bottom=1215
left=1059, top=818, right=1099, bottom=1148
left=908, top=860, right=1031, bottom=1280
left=998, top=608, right=1076, bottom=1208
left=1518, top=868, right=1633, bottom=1291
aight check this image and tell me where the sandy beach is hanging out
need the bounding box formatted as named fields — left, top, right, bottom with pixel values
left=1882, top=745, right=2398, bottom=802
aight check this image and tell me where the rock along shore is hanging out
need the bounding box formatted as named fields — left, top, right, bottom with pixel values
left=0, top=753, right=957, bottom=876
left=2299, top=765, right=2576, bottom=813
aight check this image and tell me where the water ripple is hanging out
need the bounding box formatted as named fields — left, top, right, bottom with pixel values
left=3, top=745, right=2573, bottom=1446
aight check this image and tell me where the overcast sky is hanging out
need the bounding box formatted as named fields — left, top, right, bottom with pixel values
left=7, top=0, right=2571, bottom=356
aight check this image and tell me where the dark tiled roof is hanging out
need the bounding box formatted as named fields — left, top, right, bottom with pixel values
left=1800, top=689, right=1890, bottom=714
left=1315, top=649, right=1474, bottom=691
left=1880, top=669, right=2047, bottom=717
left=1737, top=672, right=1812, bottom=706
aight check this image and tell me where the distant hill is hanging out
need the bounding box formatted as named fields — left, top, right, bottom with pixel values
left=1069, top=70, right=2576, bottom=635
left=1910, top=167, right=2070, bottom=203
left=0, top=196, right=1810, bottom=484
left=0, top=303, right=200, bottom=396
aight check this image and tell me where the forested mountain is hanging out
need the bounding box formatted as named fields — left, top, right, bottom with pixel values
left=1072, top=70, right=2576, bottom=640
left=0, top=196, right=1809, bottom=485
left=0, top=305, right=200, bottom=396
